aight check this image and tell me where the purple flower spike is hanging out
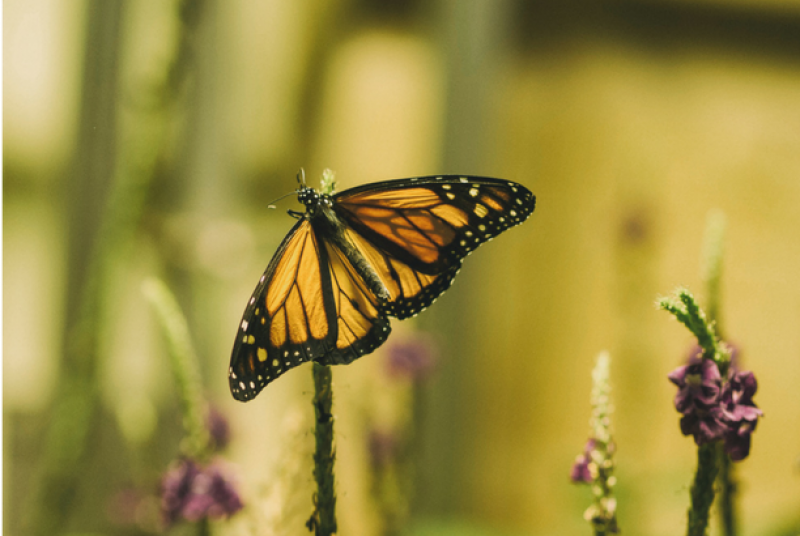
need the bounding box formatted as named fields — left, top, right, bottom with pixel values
left=669, top=358, right=722, bottom=414
left=161, top=458, right=243, bottom=526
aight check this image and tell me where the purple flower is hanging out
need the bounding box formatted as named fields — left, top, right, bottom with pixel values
left=721, top=371, right=760, bottom=419
left=571, top=453, right=593, bottom=483
left=678, top=406, right=728, bottom=445
left=669, top=350, right=763, bottom=460
left=720, top=370, right=763, bottom=461
left=668, top=358, right=722, bottom=413
left=723, top=420, right=758, bottom=461
left=384, top=335, right=437, bottom=382
left=570, top=439, right=596, bottom=484
left=160, top=458, right=243, bottom=526
left=668, top=358, right=728, bottom=444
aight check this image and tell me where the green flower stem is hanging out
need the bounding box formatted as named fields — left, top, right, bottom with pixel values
left=310, top=362, right=337, bottom=536
left=687, top=443, right=720, bottom=536
left=143, top=278, right=210, bottom=460
left=198, top=518, right=211, bottom=536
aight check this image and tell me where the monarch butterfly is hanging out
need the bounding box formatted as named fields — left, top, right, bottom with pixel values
left=229, top=171, right=536, bottom=401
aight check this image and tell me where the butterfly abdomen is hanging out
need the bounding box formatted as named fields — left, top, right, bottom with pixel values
left=311, top=201, right=390, bottom=303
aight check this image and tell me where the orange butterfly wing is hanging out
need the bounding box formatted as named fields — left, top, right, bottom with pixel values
left=333, top=176, right=535, bottom=319
left=229, top=220, right=337, bottom=400
left=229, top=219, right=391, bottom=400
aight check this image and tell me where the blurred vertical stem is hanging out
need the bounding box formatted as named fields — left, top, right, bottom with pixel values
left=26, top=1, right=204, bottom=534
left=142, top=278, right=210, bottom=460
left=26, top=2, right=124, bottom=534
left=702, top=210, right=726, bottom=335
left=424, top=0, right=511, bottom=515
left=702, top=210, right=736, bottom=536
left=308, top=170, right=338, bottom=536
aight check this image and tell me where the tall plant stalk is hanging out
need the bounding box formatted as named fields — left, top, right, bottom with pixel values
left=687, top=443, right=720, bottom=536
left=309, top=362, right=338, bottom=536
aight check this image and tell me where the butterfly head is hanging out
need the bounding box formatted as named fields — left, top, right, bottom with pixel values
left=297, top=186, right=333, bottom=216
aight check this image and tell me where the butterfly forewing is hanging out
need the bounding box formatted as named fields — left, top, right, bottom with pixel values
left=229, top=220, right=336, bottom=401
left=333, top=175, right=535, bottom=318
left=334, top=176, right=534, bottom=272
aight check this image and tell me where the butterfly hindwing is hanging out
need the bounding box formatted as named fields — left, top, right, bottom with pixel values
left=339, top=226, right=462, bottom=319
left=229, top=220, right=337, bottom=401
left=318, top=240, right=392, bottom=365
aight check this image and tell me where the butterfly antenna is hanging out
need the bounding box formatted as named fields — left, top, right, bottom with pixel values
left=265, top=169, right=308, bottom=209
left=266, top=190, right=300, bottom=210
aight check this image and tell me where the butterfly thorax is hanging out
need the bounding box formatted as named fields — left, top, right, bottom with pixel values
left=298, top=186, right=390, bottom=302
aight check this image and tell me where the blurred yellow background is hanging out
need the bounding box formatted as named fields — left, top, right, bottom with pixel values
left=4, top=0, right=800, bottom=535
